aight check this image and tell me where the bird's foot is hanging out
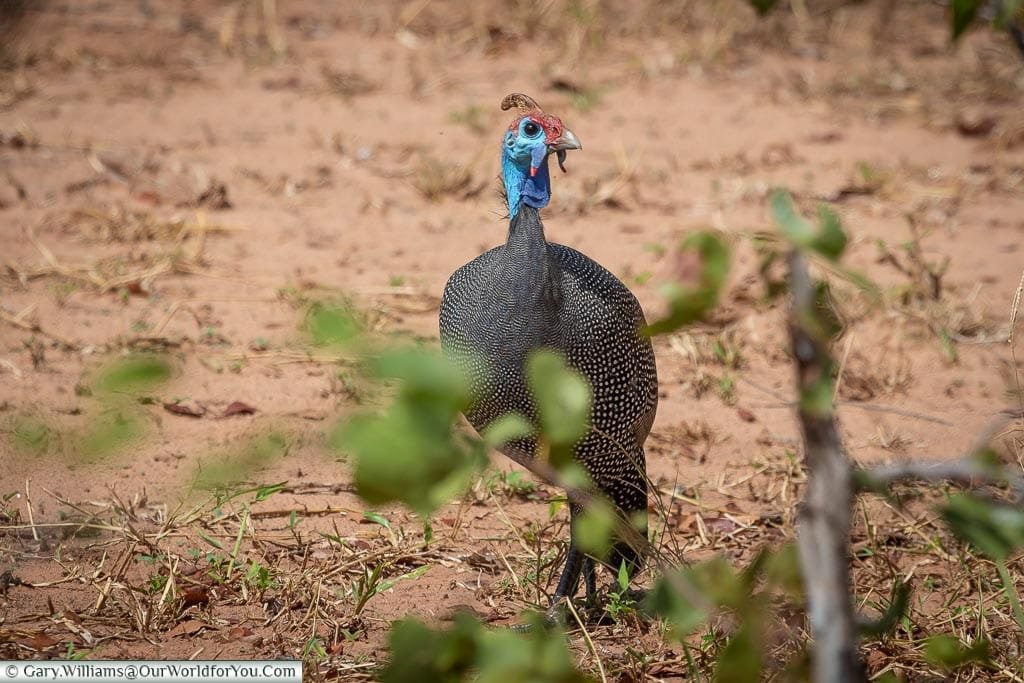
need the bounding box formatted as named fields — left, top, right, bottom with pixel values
left=506, top=597, right=572, bottom=633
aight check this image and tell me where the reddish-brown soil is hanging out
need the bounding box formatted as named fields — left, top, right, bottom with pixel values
left=1, top=1, right=1022, bottom=679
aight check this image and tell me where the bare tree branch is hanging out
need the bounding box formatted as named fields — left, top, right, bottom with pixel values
left=859, top=458, right=1024, bottom=502
left=858, top=410, right=1024, bottom=501
left=788, top=250, right=865, bottom=683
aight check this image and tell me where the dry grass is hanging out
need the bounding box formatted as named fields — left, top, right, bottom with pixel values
left=3, top=208, right=229, bottom=301
left=411, top=155, right=482, bottom=202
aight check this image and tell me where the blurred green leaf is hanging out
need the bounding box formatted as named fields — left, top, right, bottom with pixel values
left=94, top=356, right=172, bottom=395
left=380, top=613, right=591, bottom=683
left=772, top=191, right=815, bottom=246
left=79, top=412, right=140, bottom=460
left=939, top=493, right=1024, bottom=562
left=713, top=621, right=763, bottom=683
left=526, top=350, right=591, bottom=448
left=346, top=410, right=485, bottom=515
left=814, top=205, right=848, bottom=261
left=483, top=413, right=534, bottom=449
left=645, top=232, right=731, bottom=336
left=381, top=615, right=476, bottom=682
left=341, top=350, right=486, bottom=516
left=306, top=300, right=361, bottom=347
left=575, top=499, right=615, bottom=559
left=924, top=634, right=991, bottom=668
left=195, top=434, right=288, bottom=491
left=764, top=542, right=804, bottom=600
left=373, top=349, right=470, bottom=406
left=10, top=417, right=52, bottom=454
left=748, top=0, right=780, bottom=15
left=951, top=0, right=986, bottom=40
left=645, top=579, right=707, bottom=637
left=646, top=556, right=746, bottom=638
left=771, top=190, right=848, bottom=261
left=475, top=619, right=592, bottom=683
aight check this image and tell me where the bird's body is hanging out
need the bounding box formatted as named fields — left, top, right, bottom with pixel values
left=439, top=94, right=657, bottom=603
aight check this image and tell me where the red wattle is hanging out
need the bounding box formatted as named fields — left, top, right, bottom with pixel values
left=529, top=166, right=537, bottom=177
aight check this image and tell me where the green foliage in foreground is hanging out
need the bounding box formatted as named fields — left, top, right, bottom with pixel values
left=381, top=613, right=592, bottom=683
left=7, top=354, right=175, bottom=462
left=645, top=231, right=730, bottom=336
left=340, top=349, right=487, bottom=516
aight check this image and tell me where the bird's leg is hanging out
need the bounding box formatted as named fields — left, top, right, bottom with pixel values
left=583, top=556, right=597, bottom=606
left=551, top=539, right=584, bottom=602
left=547, top=501, right=604, bottom=624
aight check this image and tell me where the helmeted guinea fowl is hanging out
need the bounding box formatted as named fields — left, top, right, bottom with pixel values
left=439, top=93, right=658, bottom=607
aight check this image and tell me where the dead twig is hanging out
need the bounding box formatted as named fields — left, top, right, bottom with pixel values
left=859, top=458, right=1024, bottom=502
left=787, top=250, right=863, bottom=682
left=23, top=480, right=40, bottom=543
left=859, top=409, right=1024, bottom=502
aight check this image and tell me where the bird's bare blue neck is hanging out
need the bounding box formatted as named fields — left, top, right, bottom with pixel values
left=503, top=156, right=551, bottom=219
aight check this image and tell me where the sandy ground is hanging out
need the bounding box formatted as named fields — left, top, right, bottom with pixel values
left=1, top=0, right=1023, bottom=678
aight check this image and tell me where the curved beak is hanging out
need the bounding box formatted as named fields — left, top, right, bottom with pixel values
left=549, top=128, right=582, bottom=173
left=549, top=128, right=582, bottom=152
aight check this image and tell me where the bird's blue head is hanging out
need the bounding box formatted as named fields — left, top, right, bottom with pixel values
left=499, top=93, right=582, bottom=219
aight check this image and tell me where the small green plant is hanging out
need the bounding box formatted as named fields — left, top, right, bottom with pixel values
left=604, top=562, right=639, bottom=623
left=716, top=374, right=736, bottom=405
left=301, top=636, right=328, bottom=663
left=63, top=642, right=89, bottom=661
left=244, top=560, right=276, bottom=591
left=0, top=491, right=20, bottom=524
left=351, top=562, right=389, bottom=616
left=148, top=573, right=168, bottom=593
left=712, top=333, right=743, bottom=369
left=643, top=242, right=667, bottom=259
left=350, top=562, right=431, bottom=616
left=481, top=468, right=538, bottom=498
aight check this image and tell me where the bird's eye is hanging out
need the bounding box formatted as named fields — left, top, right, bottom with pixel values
left=523, top=121, right=540, bottom=136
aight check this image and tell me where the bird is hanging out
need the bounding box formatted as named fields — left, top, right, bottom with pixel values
left=439, top=93, right=658, bottom=611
